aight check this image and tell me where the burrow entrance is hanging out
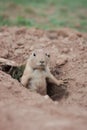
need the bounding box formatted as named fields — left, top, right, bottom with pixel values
left=1, top=64, right=68, bottom=101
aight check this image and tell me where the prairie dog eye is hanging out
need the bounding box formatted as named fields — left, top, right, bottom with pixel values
left=47, top=54, right=50, bottom=57
left=45, top=53, right=50, bottom=58
left=33, top=53, right=36, bottom=56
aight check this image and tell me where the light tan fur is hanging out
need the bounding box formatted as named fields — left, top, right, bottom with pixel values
left=21, top=49, right=64, bottom=95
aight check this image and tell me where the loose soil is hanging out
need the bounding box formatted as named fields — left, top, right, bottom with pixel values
left=0, top=27, right=87, bottom=130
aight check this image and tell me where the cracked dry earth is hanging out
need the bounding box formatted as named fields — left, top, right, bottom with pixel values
left=0, top=27, right=87, bottom=130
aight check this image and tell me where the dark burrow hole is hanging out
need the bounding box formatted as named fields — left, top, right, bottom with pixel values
left=1, top=64, right=24, bottom=81
left=47, top=81, right=68, bottom=101
left=1, top=64, right=69, bottom=101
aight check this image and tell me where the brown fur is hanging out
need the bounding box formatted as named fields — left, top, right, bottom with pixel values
left=21, top=49, right=63, bottom=95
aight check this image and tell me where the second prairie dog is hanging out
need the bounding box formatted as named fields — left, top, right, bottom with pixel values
left=21, top=49, right=64, bottom=95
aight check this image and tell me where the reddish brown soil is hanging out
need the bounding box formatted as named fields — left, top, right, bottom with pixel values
left=0, top=27, right=87, bottom=130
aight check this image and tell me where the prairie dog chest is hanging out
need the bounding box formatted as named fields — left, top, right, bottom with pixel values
left=31, top=69, right=46, bottom=83
left=29, top=69, right=47, bottom=95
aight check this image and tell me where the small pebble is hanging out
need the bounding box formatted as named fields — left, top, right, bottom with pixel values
left=44, top=95, right=49, bottom=99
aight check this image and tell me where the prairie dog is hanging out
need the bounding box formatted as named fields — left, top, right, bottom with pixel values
left=21, top=49, right=63, bottom=95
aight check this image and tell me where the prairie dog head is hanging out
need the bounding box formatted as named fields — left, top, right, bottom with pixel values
left=29, top=49, right=50, bottom=70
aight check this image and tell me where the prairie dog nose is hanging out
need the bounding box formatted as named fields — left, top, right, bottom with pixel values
left=40, top=60, right=44, bottom=64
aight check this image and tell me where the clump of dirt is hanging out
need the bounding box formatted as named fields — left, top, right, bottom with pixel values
left=0, top=27, right=87, bottom=130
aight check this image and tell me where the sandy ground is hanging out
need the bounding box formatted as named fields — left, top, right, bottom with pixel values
left=0, top=27, right=87, bottom=130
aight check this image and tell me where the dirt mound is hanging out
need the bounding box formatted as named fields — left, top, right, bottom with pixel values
left=0, top=27, right=87, bottom=130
